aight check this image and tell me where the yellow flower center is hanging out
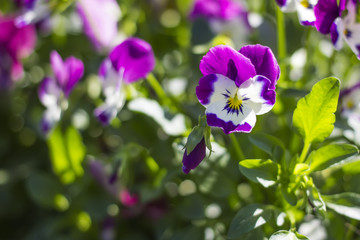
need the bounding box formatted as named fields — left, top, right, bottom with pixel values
left=227, top=93, right=243, bottom=111
left=300, top=0, right=310, bottom=8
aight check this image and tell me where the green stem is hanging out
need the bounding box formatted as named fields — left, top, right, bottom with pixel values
left=276, top=6, right=287, bottom=84
left=229, top=134, right=245, bottom=161
left=146, top=73, right=170, bottom=106
left=299, top=140, right=311, bottom=163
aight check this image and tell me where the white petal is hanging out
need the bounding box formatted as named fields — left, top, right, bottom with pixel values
left=206, top=74, right=238, bottom=107
left=295, top=1, right=316, bottom=25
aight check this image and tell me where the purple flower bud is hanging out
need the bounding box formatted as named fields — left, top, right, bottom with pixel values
left=182, top=138, right=206, bottom=174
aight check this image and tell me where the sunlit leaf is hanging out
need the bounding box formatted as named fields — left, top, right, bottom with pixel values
left=322, top=193, right=360, bottom=220
left=281, top=183, right=298, bottom=206
left=228, top=204, right=272, bottom=239
left=306, top=180, right=326, bottom=211
left=239, top=159, right=279, bottom=187
left=269, top=230, right=309, bottom=240
left=293, top=77, right=340, bottom=143
left=308, top=144, right=359, bottom=172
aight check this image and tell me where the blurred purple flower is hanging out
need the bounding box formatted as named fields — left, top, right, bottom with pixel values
left=94, top=38, right=155, bottom=125
left=196, top=44, right=279, bottom=134
left=15, top=0, right=50, bottom=27
left=77, top=0, right=121, bottom=51
left=182, top=138, right=206, bottom=174
left=320, top=0, right=360, bottom=59
left=276, top=0, right=317, bottom=26
left=0, top=15, right=36, bottom=88
left=189, top=0, right=247, bottom=21
left=119, top=190, right=139, bottom=207
left=38, top=50, right=84, bottom=134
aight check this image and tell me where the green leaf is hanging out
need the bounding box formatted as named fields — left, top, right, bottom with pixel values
left=249, top=133, right=285, bottom=161
left=228, top=204, right=272, bottom=239
left=305, top=179, right=326, bottom=212
left=47, top=125, right=86, bottom=184
left=322, top=193, right=360, bottom=220
left=239, top=159, right=279, bottom=187
left=293, top=77, right=340, bottom=144
left=293, top=163, right=309, bottom=175
left=269, top=230, right=309, bottom=240
left=308, top=144, right=359, bottom=172
left=281, top=184, right=298, bottom=206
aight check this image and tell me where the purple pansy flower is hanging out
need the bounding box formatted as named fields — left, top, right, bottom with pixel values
left=324, top=0, right=360, bottom=59
left=196, top=44, right=279, bottom=134
left=77, top=0, right=121, bottom=51
left=182, top=138, right=207, bottom=174
left=15, top=0, right=50, bottom=27
left=38, top=50, right=84, bottom=134
left=94, top=38, right=155, bottom=125
left=276, top=0, right=318, bottom=26
left=0, top=15, right=36, bottom=88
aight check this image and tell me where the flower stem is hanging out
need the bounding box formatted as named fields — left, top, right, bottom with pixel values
left=146, top=73, right=171, bottom=106
left=229, top=134, right=245, bottom=161
left=299, top=140, right=311, bottom=163
left=276, top=6, right=287, bottom=84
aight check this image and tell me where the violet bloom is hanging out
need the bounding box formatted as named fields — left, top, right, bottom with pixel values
left=15, top=0, right=50, bottom=27
left=321, top=0, right=360, bottom=59
left=0, top=16, right=36, bottom=88
left=94, top=38, right=155, bottom=125
left=196, top=44, right=279, bottom=134
left=182, top=138, right=206, bottom=174
left=276, top=0, right=318, bottom=26
left=38, top=51, right=84, bottom=134
left=77, top=0, right=121, bottom=51
left=119, top=190, right=139, bottom=207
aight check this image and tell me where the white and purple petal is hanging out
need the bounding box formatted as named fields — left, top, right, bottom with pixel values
left=94, top=90, right=125, bottom=125
left=77, top=0, right=121, bottom=50
left=196, top=74, right=237, bottom=107
left=50, top=50, right=67, bottom=87
left=41, top=105, right=61, bottom=134
left=239, top=44, right=280, bottom=90
left=200, top=45, right=256, bottom=87
left=238, top=75, right=276, bottom=115
left=38, top=76, right=61, bottom=108
left=295, top=0, right=317, bottom=26
left=109, top=38, right=155, bottom=84
left=98, top=59, right=124, bottom=98
left=330, top=18, right=344, bottom=50
left=277, top=0, right=297, bottom=12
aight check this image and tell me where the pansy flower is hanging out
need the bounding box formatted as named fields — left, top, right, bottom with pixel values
left=38, top=51, right=84, bottom=134
left=276, top=0, right=318, bottom=26
left=314, top=0, right=360, bottom=59
left=0, top=15, right=36, bottom=88
left=15, top=0, right=50, bottom=27
left=77, top=0, right=121, bottom=51
left=94, top=38, right=155, bottom=125
left=196, top=44, right=279, bottom=134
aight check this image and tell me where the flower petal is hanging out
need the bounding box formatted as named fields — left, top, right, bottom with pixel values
left=314, top=0, right=340, bottom=34
left=239, top=44, right=280, bottom=90
left=99, top=59, right=124, bottom=98
left=182, top=138, right=206, bottom=174
left=200, top=45, right=256, bottom=86
left=38, top=77, right=61, bottom=107
left=196, top=74, right=237, bottom=106
left=296, top=0, right=316, bottom=26
left=206, top=99, right=256, bottom=134
left=238, top=75, right=276, bottom=115
left=330, top=18, right=344, bottom=50
left=77, top=0, right=121, bottom=50
left=63, top=56, right=84, bottom=97
left=50, top=50, right=67, bottom=87
left=41, top=106, right=61, bottom=135
left=94, top=90, right=125, bottom=125
left=109, top=38, right=155, bottom=84
left=278, top=0, right=297, bottom=12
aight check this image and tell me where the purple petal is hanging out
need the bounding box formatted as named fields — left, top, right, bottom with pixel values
left=182, top=138, right=206, bottom=174
left=109, top=38, right=155, bottom=84
left=239, top=44, right=280, bottom=90
left=206, top=113, right=253, bottom=134
left=94, top=103, right=119, bottom=125
left=119, top=190, right=139, bottom=207
left=275, top=0, right=287, bottom=7
left=314, top=0, right=340, bottom=34
left=200, top=45, right=256, bottom=87
left=196, top=74, right=218, bottom=105
left=330, top=19, right=342, bottom=48
left=50, top=51, right=67, bottom=87
left=38, top=76, right=60, bottom=107
left=77, top=0, right=121, bottom=50
left=63, top=56, right=84, bottom=97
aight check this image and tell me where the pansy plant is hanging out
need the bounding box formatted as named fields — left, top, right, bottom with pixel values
left=38, top=51, right=84, bottom=134
left=94, top=38, right=155, bottom=125
left=196, top=44, right=279, bottom=134
left=276, top=0, right=318, bottom=26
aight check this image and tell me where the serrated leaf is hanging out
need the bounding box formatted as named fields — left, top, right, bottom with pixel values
left=308, top=144, right=359, bottom=172
left=293, top=77, right=340, bottom=143
left=322, top=193, right=360, bottom=220
left=228, top=204, right=272, bottom=239
left=269, top=230, right=309, bottom=240
left=249, top=133, right=285, bottom=161
left=239, top=159, right=279, bottom=187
